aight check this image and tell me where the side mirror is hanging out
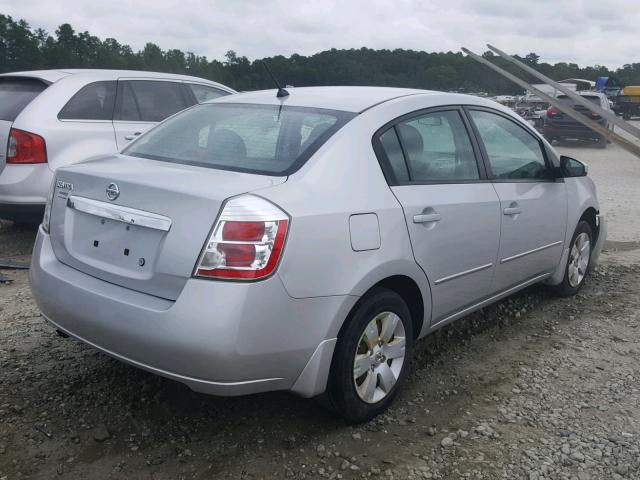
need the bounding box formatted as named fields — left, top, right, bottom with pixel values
left=560, top=156, right=588, bottom=178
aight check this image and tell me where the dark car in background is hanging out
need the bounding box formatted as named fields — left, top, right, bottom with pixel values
left=543, top=92, right=612, bottom=148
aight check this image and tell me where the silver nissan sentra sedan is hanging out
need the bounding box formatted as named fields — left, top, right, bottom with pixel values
left=30, top=86, right=606, bottom=422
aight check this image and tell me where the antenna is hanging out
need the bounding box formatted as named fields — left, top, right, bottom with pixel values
left=262, top=61, right=289, bottom=98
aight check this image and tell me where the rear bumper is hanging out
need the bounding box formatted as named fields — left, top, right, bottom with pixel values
left=544, top=121, right=606, bottom=140
left=0, top=163, right=53, bottom=203
left=30, top=228, right=357, bottom=397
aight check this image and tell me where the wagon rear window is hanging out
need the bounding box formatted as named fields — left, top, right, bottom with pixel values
left=124, top=103, right=355, bottom=175
left=0, top=77, right=48, bottom=121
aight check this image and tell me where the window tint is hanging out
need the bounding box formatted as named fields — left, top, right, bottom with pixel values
left=394, top=110, right=479, bottom=182
left=124, top=103, right=354, bottom=175
left=116, top=80, right=189, bottom=122
left=117, top=82, right=140, bottom=121
left=379, top=128, right=409, bottom=182
left=189, top=84, right=228, bottom=103
left=469, top=110, right=549, bottom=180
left=0, top=77, right=48, bottom=121
left=58, top=81, right=116, bottom=120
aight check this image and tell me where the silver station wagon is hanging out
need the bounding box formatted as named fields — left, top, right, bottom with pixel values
left=0, top=69, right=235, bottom=222
left=30, top=87, right=606, bottom=422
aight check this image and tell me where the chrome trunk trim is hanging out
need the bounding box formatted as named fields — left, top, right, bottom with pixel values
left=67, top=196, right=172, bottom=232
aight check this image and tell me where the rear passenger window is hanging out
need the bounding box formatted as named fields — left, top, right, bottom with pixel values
left=469, top=110, right=549, bottom=180
left=188, top=84, right=228, bottom=103
left=379, top=110, right=479, bottom=183
left=115, top=80, right=189, bottom=122
left=58, top=81, right=116, bottom=120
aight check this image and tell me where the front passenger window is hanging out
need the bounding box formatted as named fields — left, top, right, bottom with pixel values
left=469, top=110, right=549, bottom=180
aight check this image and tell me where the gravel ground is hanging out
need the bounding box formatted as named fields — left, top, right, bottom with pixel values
left=1, top=139, right=640, bottom=479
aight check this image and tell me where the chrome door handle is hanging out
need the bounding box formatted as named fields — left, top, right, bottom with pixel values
left=413, top=213, right=442, bottom=224
left=503, top=207, right=522, bottom=215
left=124, top=132, right=142, bottom=141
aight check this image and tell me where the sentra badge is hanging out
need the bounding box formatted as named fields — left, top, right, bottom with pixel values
left=56, top=180, right=74, bottom=190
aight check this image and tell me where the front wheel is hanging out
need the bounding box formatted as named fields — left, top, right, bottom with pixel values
left=327, top=288, right=413, bottom=423
left=549, top=220, right=593, bottom=297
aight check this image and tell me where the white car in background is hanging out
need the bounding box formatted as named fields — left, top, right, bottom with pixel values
left=0, top=69, right=235, bottom=222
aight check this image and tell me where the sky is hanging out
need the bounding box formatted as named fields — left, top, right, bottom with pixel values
left=2, top=0, right=639, bottom=69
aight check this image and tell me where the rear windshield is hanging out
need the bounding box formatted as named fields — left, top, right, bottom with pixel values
left=557, top=95, right=601, bottom=105
left=0, top=77, right=48, bottom=121
left=123, top=103, right=355, bottom=175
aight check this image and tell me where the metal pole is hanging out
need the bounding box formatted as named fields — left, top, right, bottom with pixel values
left=461, top=48, right=640, bottom=158
left=487, top=43, right=640, bottom=141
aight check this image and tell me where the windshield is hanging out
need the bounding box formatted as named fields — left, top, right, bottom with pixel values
left=124, top=103, right=355, bottom=175
left=0, top=77, right=48, bottom=121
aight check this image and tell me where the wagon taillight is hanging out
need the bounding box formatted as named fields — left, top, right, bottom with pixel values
left=7, top=128, right=47, bottom=164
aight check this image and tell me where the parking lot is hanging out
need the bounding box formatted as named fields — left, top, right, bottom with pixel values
left=1, top=129, right=640, bottom=479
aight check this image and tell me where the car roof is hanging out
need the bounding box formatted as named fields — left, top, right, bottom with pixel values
left=0, top=69, right=235, bottom=92
left=211, top=86, right=436, bottom=113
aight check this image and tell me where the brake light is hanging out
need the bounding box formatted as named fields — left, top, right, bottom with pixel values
left=590, top=111, right=600, bottom=119
left=7, top=129, right=47, bottom=164
left=546, top=107, right=559, bottom=117
left=194, top=195, right=289, bottom=280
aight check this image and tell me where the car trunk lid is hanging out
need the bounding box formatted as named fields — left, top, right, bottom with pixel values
left=49, top=154, right=285, bottom=300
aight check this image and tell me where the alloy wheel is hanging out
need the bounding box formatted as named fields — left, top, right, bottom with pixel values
left=353, top=311, right=406, bottom=404
left=568, top=232, right=590, bottom=288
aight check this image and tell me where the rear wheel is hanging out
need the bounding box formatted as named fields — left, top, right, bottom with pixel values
left=549, top=221, right=593, bottom=297
left=327, top=288, right=413, bottom=423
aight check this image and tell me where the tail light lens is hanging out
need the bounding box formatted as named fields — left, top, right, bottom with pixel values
left=194, top=195, right=289, bottom=280
left=7, top=129, right=47, bottom=164
left=42, top=178, right=56, bottom=234
left=546, top=107, right=559, bottom=117
left=590, top=111, right=601, bottom=119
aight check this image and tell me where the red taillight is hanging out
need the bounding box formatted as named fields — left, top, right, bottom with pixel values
left=218, top=244, right=257, bottom=267
left=195, top=195, right=290, bottom=280
left=546, top=107, right=559, bottom=117
left=7, top=129, right=47, bottom=164
left=222, top=221, right=266, bottom=242
left=590, top=111, right=600, bottom=119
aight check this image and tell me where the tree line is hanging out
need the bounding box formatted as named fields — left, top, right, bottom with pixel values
left=2, top=14, right=639, bottom=95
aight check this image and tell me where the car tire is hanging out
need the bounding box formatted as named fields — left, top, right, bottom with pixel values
left=549, top=220, right=593, bottom=297
left=326, top=287, right=413, bottom=423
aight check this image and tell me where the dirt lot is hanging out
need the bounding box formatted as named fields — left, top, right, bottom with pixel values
left=1, top=134, right=640, bottom=480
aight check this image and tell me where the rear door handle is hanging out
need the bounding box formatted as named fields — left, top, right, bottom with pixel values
left=503, top=206, right=522, bottom=216
left=124, top=132, right=142, bottom=141
left=413, top=213, right=442, bottom=224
